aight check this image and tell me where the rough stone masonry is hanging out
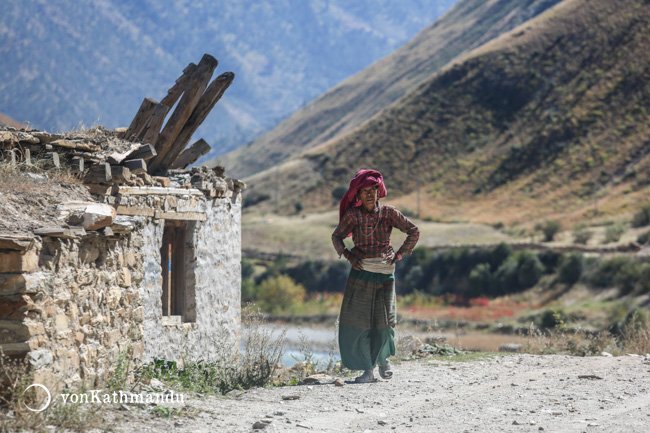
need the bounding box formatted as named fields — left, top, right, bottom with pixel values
left=1, top=140, right=244, bottom=392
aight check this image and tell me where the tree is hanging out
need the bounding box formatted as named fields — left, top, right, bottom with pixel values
left=257, top=275, right=306, bottom=313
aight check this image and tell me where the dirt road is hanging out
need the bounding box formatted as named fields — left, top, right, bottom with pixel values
left=110, top=354, right=650, bottom=433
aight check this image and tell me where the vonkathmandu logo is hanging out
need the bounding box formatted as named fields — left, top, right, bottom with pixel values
left=23, top=384, right=52, bottom=412
left=60, top=390, right=185, bottom=405
left=24, top=384, right=184, bottom=412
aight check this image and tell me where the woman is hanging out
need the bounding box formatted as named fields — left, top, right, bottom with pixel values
left=332, top=169, right=419, bottom=383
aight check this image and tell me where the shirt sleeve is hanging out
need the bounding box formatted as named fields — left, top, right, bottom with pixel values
left=388, top=207, right=420, bottom=256
left=332, top=210, right=356, bottom=259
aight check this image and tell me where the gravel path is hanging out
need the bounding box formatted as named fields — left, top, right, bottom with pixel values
left=108, top=354, right=650, bottom=433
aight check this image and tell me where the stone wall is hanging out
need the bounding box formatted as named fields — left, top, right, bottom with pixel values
left=137, top=194, right=242, bottom=363
left=0, top=231, right=145, bottom=390
left=0, top=181, right=242, bottom=391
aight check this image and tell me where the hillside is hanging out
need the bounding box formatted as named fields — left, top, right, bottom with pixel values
left=243, top=0, right=650, bottom=228
left=0, top=0, right=456, bottom=160
left=216, top=0, right=564, bottom=178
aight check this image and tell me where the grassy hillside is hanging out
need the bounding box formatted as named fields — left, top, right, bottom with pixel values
left=244, top=0, right=650, bottom=229
left=216, top=0, right=564, bottom=178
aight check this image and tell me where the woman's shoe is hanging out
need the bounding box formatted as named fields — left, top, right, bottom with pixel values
left=379, top=361, right=393, bottom=379
left=354, top=369, right=375, bottom=383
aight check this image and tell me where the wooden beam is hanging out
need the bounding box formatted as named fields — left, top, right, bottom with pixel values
left=160, top=63, right=197, bottom=108
left=122, top=159, right=147, bottom=174
left=24, top=148, right=31, bottom=165
left=141, top=102, right=170, bottom=146
left=125, top=143, right=157, bottom=161
left=157, top=72, right=234, bottom=171
left=70, top=156, right=84, bottom=173
left=123, top=97, right=157, bottom=141
left=83, top=163, right=112, bottom=184
left=149, top=54, right=219, bottom=173
left=169, top=138, right=211, bottom=169
left=110, top=166, right=132, bottom=183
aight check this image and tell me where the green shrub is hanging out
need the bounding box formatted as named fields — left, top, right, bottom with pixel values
left=558, top=253, right=584, bottom=285
left=331, top=184, right=348, bottom=200
left=489, top=243, right=513, bottom=271
left=537, top=250, right=561, bottom=273
left=516, top=250, right=545, bottom=289
left=572, top=227, right=593, bottom=244
left=539, top=309, right=568, bottom=329
left=631, top=204, right=650, bottom=228
left=588, top=256, right=649, bottom=294
left=141, top=307, right=285, bottom=395
left=616, top=261, right=644, bottom=294
left=589, top=256, right=630, bottom=288
left=537, top=220, right=562, bottom=242
left=468, top=263, right=495, bottom=296
left=637, top=229, right=650, bottom=245
left=603, top=223, right=627, bottom=244
left=257, top=275, right=306, bottom=313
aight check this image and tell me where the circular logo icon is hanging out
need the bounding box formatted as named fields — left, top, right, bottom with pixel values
left=23, top=384, right=52, bottom=412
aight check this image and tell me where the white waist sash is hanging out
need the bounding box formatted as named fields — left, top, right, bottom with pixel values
left=361, top=257, right=395, bottom=275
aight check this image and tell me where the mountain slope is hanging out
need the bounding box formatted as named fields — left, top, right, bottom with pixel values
left=217, top=0, right=564, bottom=178
left=0, top=0, right=456, bottom=158
left=244, top=0, right=650, bottom=226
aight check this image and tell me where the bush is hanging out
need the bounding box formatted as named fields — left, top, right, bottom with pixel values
left=572, top=227, right=593, bottom=244
left=603, top=223, right=627, bottom=244
left=317, top=260, right=350, bottom=292
left=558, top=253, right=584, bottom=285
left=537, top=220, right=562, bottom=242
left=631, top=204, right=650, bottom=228
left=489, top=243, right=513, bottom=271
left=537, top=250, right=561, bottom=273
left=539, top=309, right=569, bottom=329
left=637, top=229, right=650, bottom=245
left=331, top=184, right=348, bottom=200
left=588, top=256, right=649, bottom=294
left=141, top=307, right=285, bottom=395
left=495, top=256, right=520, bottom=292
left=588, top=256, right=630, bottom=288
left=256, top=275, right=306, bottom=313
left=516, top=251, right=545, bottom=289
left=468, top=263, right=496, bottom=296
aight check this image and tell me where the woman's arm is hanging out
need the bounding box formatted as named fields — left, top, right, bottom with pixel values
left=332, top=211, right=356, bottom=260
left=388, top=207, right=420, bottom=260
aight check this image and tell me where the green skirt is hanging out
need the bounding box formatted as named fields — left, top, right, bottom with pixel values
left=338, top=268, right=396, bottom=370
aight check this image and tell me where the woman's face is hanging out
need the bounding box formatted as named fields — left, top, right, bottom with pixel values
left=357, top=186, right=379, bottom=211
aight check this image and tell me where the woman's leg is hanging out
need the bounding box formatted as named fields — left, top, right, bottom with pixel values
left=370, top=277, right=396, bottom=369
left=339, top=269, right=377, bottom=371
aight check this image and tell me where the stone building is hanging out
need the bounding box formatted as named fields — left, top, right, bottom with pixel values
left=0, top=53, right=247, bottom=390
left=1, top=54, right=245, bottom=390
left=0, top=128, right=244, bottom=391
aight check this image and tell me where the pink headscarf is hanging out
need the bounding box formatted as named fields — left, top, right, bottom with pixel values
left=339, top=169, right=387, bottom=228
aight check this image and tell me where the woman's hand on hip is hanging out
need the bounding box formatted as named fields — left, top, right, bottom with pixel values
left=349, top=256, right=363, bottom=270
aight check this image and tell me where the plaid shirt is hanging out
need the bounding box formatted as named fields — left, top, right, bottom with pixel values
left=332, top=203, right=419, bottom=260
